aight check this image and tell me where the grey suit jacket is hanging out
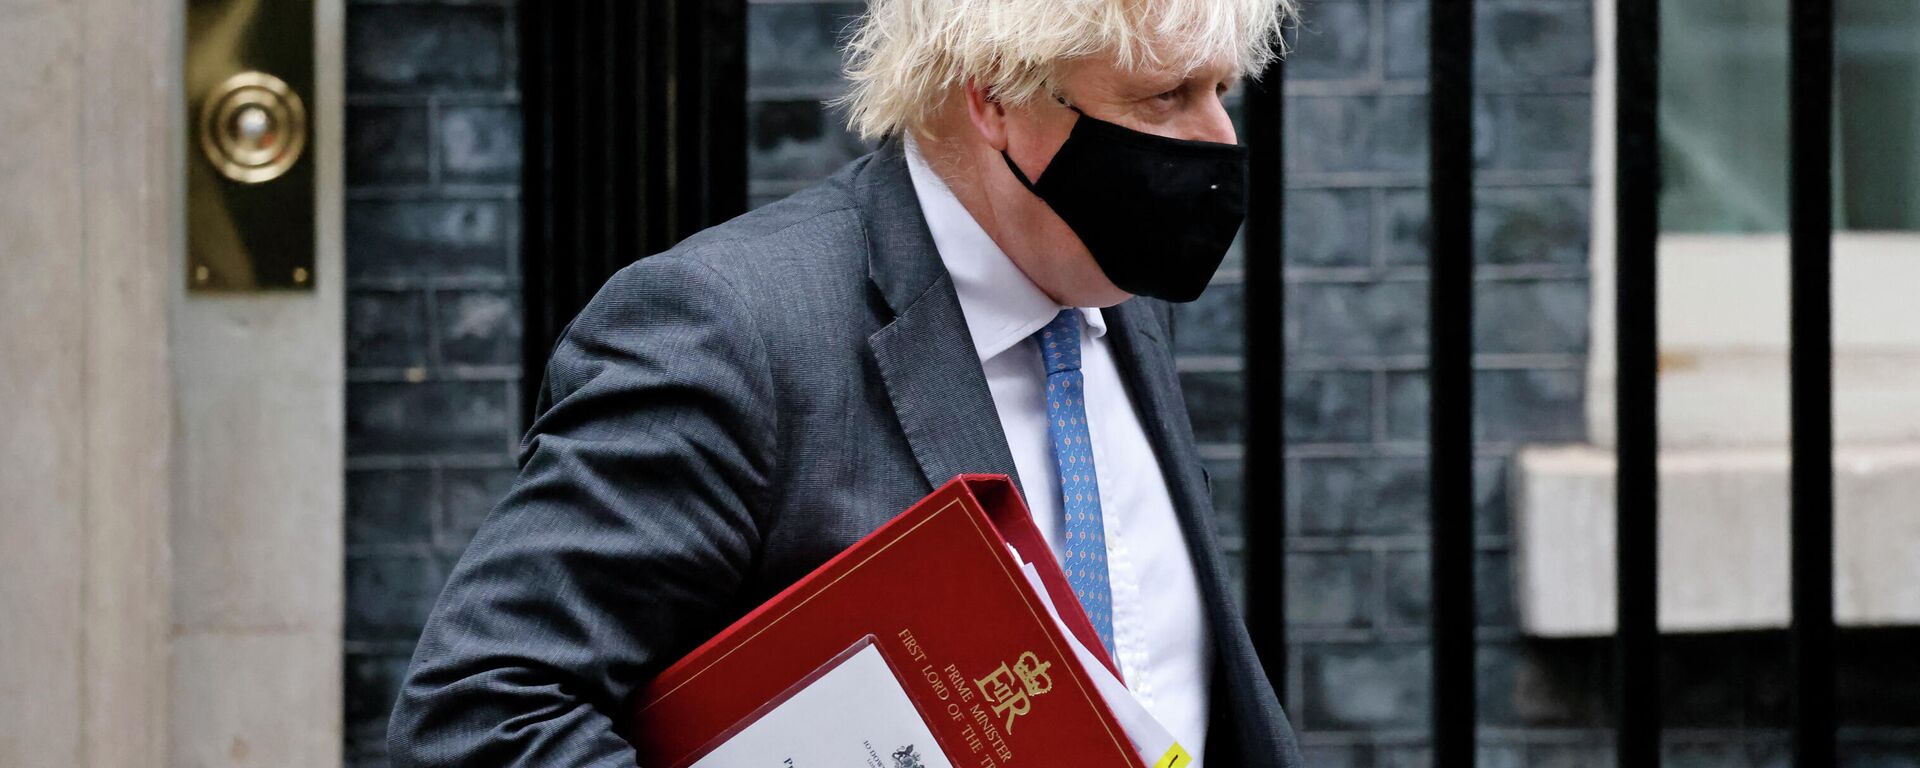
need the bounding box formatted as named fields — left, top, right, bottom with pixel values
left=388, top=140, right=1302, bottom=767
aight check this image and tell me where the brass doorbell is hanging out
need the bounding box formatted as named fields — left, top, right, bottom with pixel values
left=186, top=0, right=316, bottom=292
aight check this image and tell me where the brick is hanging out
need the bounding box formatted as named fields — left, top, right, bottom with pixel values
left=1290, top=456, right=1507, bottom=536
left=1385, top=369, right=1586, bottom=444
left=1837, top=746, right=1920, bottom=768
left=345, top=552, right=446, bottom=642
left=1480, top=745, right=1528, bottom=768
left=749, top=99, right=871, bottom=182
left=441, top=467, right=518, bottom=549
left=1383, top=0, right=1429, bottom=81
left=1292, top=456, right=1428, bottom=535
left=347, top=469, right=437, bottom=548
left=1662, top=742, right=1760, bottom=768
left=1384, top=370, right=1428, bottom=443
left=1385, top=1, right=1596, bottom=82
left=1285, top=95, right=1429, bottom=175
left=346, top=199, right=514, bottom=279
left=1478, top=368, right=1585, bottom=442
left=1477, top=94, right=1590, bottom=172
left=440, top=105, right=522, bottom=184
left=1288, top=280, right=1428, bottom=358
left=1299, top=641, right=1430, bottom=729
left=436, top=289, right=521, bottom=367
left=1378, top=747, right=1434, bottom=768
left=1179, top=370, right=1246, bottom=445
left=348, top=5, right=510, bottom=93
left=1298, top=745, right=1365, bottom=768
left=1386, top=186, right=1593, bottom=268
left=344, top=651, right=412, bottom=758
left=1474, top=279, right=1588, bottom=356
left=1477, top=186, right=1590, bottom=266
left=1286, top=550, right=1373, bottom=628
left=1379, top=548, right=1517, bottom=629
left=1528, top=743, right=1618, bottom=768
left=1286, top=188, right=1372, bottom=268
left=347, top=381, right=515, bottom=457
left=348, top=105, right=431, bottom=186
left=348, top=289, right=431, bottom=369
left=1287, top=1, right=1373, bottom=82
left=747, top=3, right=863, bottom=92
left=1474, top=457, right=1510, bottom=536
left=1480, top=4, right=1595, bottom=81
left=1171, top=281, right=1244, bottom=356
left=1285, top=371, right=1373, bottom=444
left=1475, top=640, right=1613, bottom=728
left=1381, top=188, right=1430, bottom=266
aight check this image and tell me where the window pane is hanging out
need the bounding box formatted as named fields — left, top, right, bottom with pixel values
left=1658, top=0, right=1920, bottom=233
left=1836, top=0, right=1920, bottom=231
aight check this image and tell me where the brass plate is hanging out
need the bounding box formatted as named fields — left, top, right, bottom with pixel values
left=186, top=0, right=316, bottom=292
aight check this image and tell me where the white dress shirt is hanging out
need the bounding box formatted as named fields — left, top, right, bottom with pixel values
left=904, top=138, right=1216, bottom=761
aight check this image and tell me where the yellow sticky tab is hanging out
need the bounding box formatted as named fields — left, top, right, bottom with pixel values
left=1154, top=743, right=1193, bottom=768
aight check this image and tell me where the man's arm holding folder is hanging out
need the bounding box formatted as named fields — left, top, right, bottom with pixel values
left=388, top=256, right=778, bottom=768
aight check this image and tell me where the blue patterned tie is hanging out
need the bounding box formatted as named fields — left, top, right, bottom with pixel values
left=1037, top=310, right=1116, bottom=657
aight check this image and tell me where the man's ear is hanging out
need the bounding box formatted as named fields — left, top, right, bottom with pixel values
left=962, top=80, right=1010, bottom=151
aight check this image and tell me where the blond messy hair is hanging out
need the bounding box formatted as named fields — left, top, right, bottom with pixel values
left=838, top=0, right=1295, bottom=140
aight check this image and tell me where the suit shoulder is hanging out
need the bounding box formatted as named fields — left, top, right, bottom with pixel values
left=655, top=163, right=872, bottom=288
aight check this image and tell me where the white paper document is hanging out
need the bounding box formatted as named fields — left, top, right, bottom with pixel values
left=1016, top=559, right=1194, bottom=768
left=690, top=640, right=955, bottom=768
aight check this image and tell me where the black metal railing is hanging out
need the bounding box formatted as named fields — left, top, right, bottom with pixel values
left=1788, top=1, right=1838, bottom=766
left=1241, top=57, right=1290, bottom=699
left=1615, top=0, right=1662, bottom=764
left=1395, top=1, right=1840, bottom=766
left=1427, top=2, right=1479, bottom=765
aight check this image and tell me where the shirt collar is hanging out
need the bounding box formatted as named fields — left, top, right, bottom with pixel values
left=904, top=135, right=1107, bottom=363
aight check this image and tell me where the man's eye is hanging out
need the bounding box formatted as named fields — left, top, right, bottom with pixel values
left=1153, top=88, right=1182, bottom=103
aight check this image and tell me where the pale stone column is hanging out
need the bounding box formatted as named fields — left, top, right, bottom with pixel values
left=0, top=0, right=345, bottom=765
left=1, top=0, right=178, bottom=763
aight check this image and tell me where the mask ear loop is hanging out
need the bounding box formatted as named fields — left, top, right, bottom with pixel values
left=1000, top=94, right=1083, bottom=195
left=1000, top=150, right=1043, bottom=194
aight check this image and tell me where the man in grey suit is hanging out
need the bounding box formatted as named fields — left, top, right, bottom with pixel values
left=390, top=1, right=1302, bottom=765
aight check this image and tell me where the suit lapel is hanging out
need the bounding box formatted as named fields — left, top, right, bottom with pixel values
left=858, top=141, right=1022, bottom=492
left=1101, top=300, right=1234, bottom=607
left=1106, top=299, right=1284, bottom=759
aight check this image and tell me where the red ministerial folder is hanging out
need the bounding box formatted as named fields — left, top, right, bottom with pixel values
left=626, top=474, right=1146, bottom=768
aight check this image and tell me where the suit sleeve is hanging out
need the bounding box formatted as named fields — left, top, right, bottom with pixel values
left=387, top=254, right=779, bottom=767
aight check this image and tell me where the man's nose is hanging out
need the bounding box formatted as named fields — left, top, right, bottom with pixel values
left=1186, top=91, right=1238, bottom=145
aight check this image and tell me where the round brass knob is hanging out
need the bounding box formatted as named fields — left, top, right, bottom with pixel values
left=198, top=71, right=308, bottom=184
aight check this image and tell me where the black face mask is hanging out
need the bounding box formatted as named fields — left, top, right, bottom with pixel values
left=1002, top=106, right=1248, bottom=303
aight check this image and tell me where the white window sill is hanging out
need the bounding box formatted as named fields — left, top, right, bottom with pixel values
left=1511, top=443, right=1920, bottom=637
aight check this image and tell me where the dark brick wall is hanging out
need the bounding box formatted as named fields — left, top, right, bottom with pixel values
left=342, top=1, right=1919, bottom=766
left=343, top=1, right=522, bottom=765
left=1248, top=1, right=1601, bottom=764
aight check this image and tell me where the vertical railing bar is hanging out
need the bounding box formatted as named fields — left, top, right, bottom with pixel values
left=706, top=0, right=749, bottom=228
left=1428, top=0, right=1476, bottom=765
left=1788, top=0, right=1837, bottom=766
left=518, top=0, right=554, bottom=427
left=1613, top=0, right=1662, bottom=764
left=1241, top=55, right=1288, bottom=700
